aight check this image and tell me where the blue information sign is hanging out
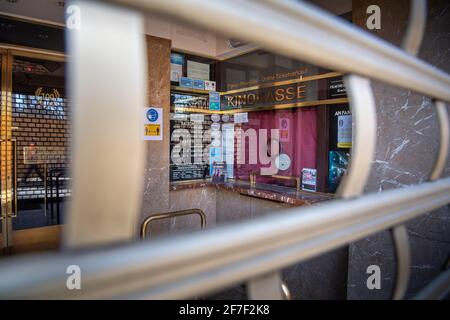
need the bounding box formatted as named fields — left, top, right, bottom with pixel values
left=209, top=91, right=220, bottom=111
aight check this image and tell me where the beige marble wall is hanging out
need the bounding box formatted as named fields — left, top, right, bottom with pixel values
left=139, top=35, right=172, bottom=237
left=348, top=0, right=450, bottom=299
left=145, top=187, right=216, bottom=238
left=165, top=187, right=217, bottom=235
left=216, top=190, right=294, bottom=225
left=144, top=186, right=295, bottom=238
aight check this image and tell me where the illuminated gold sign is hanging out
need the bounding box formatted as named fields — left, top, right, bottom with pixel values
left=35, top=87, right=61, bottom=108
left=224, top=84, right=306, bottom=109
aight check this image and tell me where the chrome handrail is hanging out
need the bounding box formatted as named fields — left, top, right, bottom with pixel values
left=140, top=209, right=207, bottom=240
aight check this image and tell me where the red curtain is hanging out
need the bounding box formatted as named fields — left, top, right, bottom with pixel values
left=234, top=108, right=317, bottom=186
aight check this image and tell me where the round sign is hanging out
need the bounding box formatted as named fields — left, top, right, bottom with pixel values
left=211, top=123, right=221, bottom=131
left=146, top=108, right=158, bottom=122
left=222, top=114, right=230, bottom=122
left=211, top=114, right=221, bottom=122
left=275, top=153, right=291, bottom=171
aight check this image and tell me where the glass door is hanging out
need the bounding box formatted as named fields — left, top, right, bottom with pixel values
left=0, top=49, right=7, bottom=254
left=1, top=49, right=68, bottom=256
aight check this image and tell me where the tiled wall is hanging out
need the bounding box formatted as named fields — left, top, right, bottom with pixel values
left=12, top=93, right=71, bottom=200
left=11, top=59, right=70, bottom=200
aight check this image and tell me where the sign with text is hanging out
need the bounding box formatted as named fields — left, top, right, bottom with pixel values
left=170, top=53, right=184, bottom=83
left=222, top=82, right=312, bottom=110
left=143, top=107, right=163, bottom=141
left=279, top=118, right=290, bottom=142
left=234, top=112, right=248, bottom=124
left=209, top=91, right=221, bottom=110
left=301, top=168, right=317, bottom=192
left=187, top=60, right=210, bottom=81
left=337, top=114, right=352, bottom=148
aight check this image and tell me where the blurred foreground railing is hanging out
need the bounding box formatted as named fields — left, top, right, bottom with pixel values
left=0, top=177, right=449, bottom=299
left=0, top=0, right=449, bottom=299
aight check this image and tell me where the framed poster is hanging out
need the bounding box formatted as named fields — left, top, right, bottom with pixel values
left=187, top=60, right=210, bottom=80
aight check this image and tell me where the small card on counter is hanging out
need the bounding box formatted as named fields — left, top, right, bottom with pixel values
left=301, top=168, right=317, bottom=192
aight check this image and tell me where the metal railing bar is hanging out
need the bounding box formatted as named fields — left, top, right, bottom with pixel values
left=64, top=1, right=146, bottom=248
left=0, top=177, right=449, bottom=299
left=336, top=75, right=376, bottom=199
left=259, top=0, right=427, bottom=71
left=391, top=0, right=427, bottom=300
left=121, top=185, right=450, bottom=299
left=413, top=268, right=450, bottom=300
left=402, top=0, right=427, bottom=55
left=429, top=101, right=450, bottom=181
left=392, top=225, right=411, bottom=300
left=108, top=0, right=450, bottom=102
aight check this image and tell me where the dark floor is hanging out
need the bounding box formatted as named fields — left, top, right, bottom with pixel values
left=12, top=199, right=67, bottom=230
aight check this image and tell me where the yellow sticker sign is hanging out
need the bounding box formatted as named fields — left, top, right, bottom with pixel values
left=144, top=124, right=161, bottom=137
left=337, top=142, right=352, bottom=148
left=143, top=107, right=163, bottom=141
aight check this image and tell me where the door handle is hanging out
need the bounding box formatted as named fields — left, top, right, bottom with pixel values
left=8, top=139, right=18, bottom=218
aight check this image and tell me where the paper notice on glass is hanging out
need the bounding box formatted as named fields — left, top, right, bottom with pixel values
left=143, top=107, right=163, bottom=141
left=279, top=117, right=290, bottom=142
left=190, top=114, right=205, bottom=122
left=337, top=115, right=352, bottom=148
left=170, top=53, right=184, bottom=83
left=234, top=112, right=248, bottom=124
left=187, top=60, right=210, bottom=80
left=209, top=91, right=220, bottom=110
left=204, top=80, right=216, bottom=91
left=170, top=63, right=183, bottom=82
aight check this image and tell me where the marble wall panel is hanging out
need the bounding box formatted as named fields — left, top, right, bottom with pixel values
left=348, top=0, right=450, bottom=299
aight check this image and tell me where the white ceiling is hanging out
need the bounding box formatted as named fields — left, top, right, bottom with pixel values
left=0, top=0, right=352, bottom=58
left=0, top=0, right=352, bottom=27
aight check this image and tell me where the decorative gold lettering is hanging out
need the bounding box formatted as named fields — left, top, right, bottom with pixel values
left=285, top=86, right=295, bottom=100
left=247, top=93, right=256, bottom=105
left=297, top=85, right=306, bottom=99
left=275, top=88, right=285, bottom=102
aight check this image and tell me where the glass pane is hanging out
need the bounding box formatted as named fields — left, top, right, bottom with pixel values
left=11, top=56, right=70, bottom=231
left=0, top=53, right=3, bottom=248
left=169, top=49, right=350, bottom=192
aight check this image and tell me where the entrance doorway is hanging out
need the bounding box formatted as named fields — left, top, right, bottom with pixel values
left=0, top=48, right=69, bottom=256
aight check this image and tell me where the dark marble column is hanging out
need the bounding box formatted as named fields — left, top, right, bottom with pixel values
left=139, top=35, right=172, bottom=237
left=348, top=0, right=450, bottom=299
